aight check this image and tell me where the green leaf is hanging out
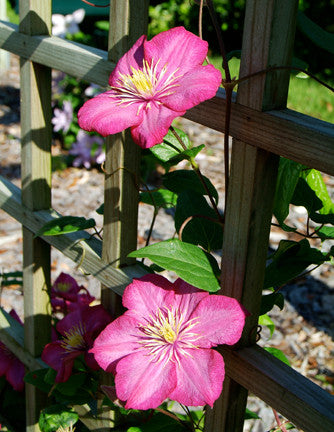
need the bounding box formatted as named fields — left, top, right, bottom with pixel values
left=273, top=158, right=305, bottom=231
left=35, top=216, right=96, bottom=236
left=304, top=169, right=334, bottom=215
left=245, top=408, right=260, bottom=420
left=260, top=292, right=284, bottom=315
left=24, top=369, right=52, bottom=393
left=291, top=178, right=323, bottom=214
left=95, top=20, right=109, bottom=31
left=140, top=189, right=177, bottom=209
left=150, top=128, right=191, bottom=163
left=128, top=239, right=220, bottom=292
left=127, top=412, right=187, bottom=432
left=264, top=239, right=329, bottom=289
left=55, top=373, right=86, bottom=396
left=297, top=11, right=334, bottom=55
left=316, top=226, right=334, bottom=240
left=39, top=405, right=78, bottom=432
left=163, top=170, right=219, bottom=204
left=96, top=203, right=104, bottom=214
left=258, top=314, right=275, bottom=338
left=175, top=191, right=223, bottom=251
left=264, top=347, right=291, bottom=366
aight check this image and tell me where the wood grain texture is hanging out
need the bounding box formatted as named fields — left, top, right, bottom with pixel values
left=205, top=2, right=299, bottom=431
left=19, top=2, right=52, bottom=429
left=221, top=345, right=334, bottom=432
left=0, top=176, right=147, bottom=295
left=101, top=1, right=148, bottom=317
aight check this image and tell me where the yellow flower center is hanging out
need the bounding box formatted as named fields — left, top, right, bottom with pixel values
left=138, top=307, right=200, bottom=365
left=109, top=59, right=182, bottom=111
left=56, top=282, right=71, bottom=292
left=60, top=323, right=86, bottom=352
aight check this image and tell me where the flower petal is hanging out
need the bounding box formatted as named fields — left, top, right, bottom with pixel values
left=78, top=93, right=143, bottom=137
left=0, top=346, right=11, bottom=375
left=109, top=35, right=146, bottom=86
left=90, top=313, right=141, bottom=373
left=41, top=341, right=79, bottom=382
left=130, top=102, right=185, bottom=148
left=122, top=274, right=175, bottom=316
left=191, top=295, right=248, bottom=348
left=169, top=348, right=224, bottom=407
left=162, top=65, right=221, bottom=112
left=172, top=278, right=208, bottom=322
left=6, top=358, right=25, bottom=391
left=144, top=27, right=209, bottom=74
left=115, top=351, right=176, bottom=409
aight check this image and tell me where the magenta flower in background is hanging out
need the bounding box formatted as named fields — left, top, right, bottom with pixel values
left=42, top=305, right=111, bottom=382
left=91, top=274, right=247, bottom=410
left=78, top=27, right=221, bottom=149
left=51, top=272, right=95, bottom=313
left=0, top=310, right=25, bottom=391
left=52, top=100, right=73, bottom=133
left=69, top=130, right=105, bottom=169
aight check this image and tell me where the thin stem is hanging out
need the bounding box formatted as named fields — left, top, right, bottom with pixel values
left=270, top=223, right=321, bottom=240
left=223, top=86, right=232, bottom=210
left=236, top=65, right=334, bottom=93
left=198, top=0, right=204, bottom=40
left=205, top=0, right=231, bottom=83
left=272, top=409, right=288, bottom=432
left=144, top=208, right=158, bottom=249
left=80, top=0, right=110, bottom=7
left=155, top=407, right=194, bottom=431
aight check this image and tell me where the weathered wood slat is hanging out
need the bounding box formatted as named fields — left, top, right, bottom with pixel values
left=221, top=345, right=334, bottom=432
left=0, top=308, right=46, bottom=371
left=0, top=175, right=147, bottom=294
left=0, top=21, right=333, bottom=175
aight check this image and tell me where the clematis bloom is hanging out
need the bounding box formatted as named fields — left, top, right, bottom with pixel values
left=78, top=27, right=221, bottom=149
left=51, top=272, right=95, bottom=313
left=0, top=310, right=25, bottom=391
left=42, top=305, right=111, bottom=382
left=91, top=274, right=247, bottom=410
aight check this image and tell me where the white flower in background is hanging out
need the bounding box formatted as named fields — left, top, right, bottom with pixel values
left=52, top=8, right=85, bottom=38
left=52, top=100, right=73, bottom=133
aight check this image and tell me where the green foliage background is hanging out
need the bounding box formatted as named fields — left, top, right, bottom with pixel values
left=149, top=0, right=334, bottom=81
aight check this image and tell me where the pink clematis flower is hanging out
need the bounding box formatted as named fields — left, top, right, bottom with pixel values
left=0, top=310, right=25, bottom=391
left=42, top=305, right=112, bottom=382
left=78, top=27, right=221, bottom=149
left=91, top=274, right=247, bottom=410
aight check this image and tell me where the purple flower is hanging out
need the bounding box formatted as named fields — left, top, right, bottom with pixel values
left=78, top=27, right=221, bottom=149
left=51, top=272, right=95, bottom=314
left=91, top=274, right=247, bottom=410
left=69, top=130, right=105, bottom=169
left=52, top=100, right=73, bottom=133
left=0, top=310, right=25, bottom=391
left=42, top=305, right=112, bottom=382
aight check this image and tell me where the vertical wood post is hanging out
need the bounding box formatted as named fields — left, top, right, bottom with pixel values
left=98, top=1, right=148, bottom=429
left=204, top=1, right=298, bottom=431
left=0, top=0, right=10, bottom=71
left=101, top=0, right=149, bottom=315
left=19, top=0, right=52, bottom=430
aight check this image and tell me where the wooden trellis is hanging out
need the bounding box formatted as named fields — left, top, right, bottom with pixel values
left=0, top=0, right=333, bottom=431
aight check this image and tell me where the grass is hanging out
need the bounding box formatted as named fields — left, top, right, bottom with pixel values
left=210, top=56, right=334, bottom=123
